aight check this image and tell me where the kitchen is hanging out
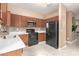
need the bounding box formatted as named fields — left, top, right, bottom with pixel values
left=0, top=3, right=77, bottom=56
left=0, top=3, right=60, bottom=56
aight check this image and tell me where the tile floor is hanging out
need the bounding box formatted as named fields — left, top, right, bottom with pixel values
left=22, top=39, right=79, bottom=56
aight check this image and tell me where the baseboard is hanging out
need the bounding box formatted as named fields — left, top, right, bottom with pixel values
left=67, top=39, right=77, bottom=44
left=58, top=45, right=67, bottom=50
left=38, top=41, right=45, bottom=44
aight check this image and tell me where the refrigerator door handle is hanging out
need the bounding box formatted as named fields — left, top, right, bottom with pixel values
left=46, top=23, right=49, bottom=28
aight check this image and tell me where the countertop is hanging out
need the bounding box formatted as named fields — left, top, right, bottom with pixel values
left=0, top=35, right=26, bottom=54
left=0, top=27, right=46, bottom=54
left=9, top=31, right=46, bottom=36
left=9, top=27, right=46, bottom=33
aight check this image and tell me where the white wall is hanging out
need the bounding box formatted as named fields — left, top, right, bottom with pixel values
left=59, top=4, right=67, bottom=48
left=66, top=11, right=72, bottom=41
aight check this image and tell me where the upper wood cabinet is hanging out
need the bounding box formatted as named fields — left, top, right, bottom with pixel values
left=11, top=13, right=46, bottom=27
left=46, top=16, right=58, bottom=21
left=11, top=14, right=15, bottom=26
left=0, top=3, right=7, bottom=25
left=15, top=15, right=21, bottom=27
left=21, top=16, right=27, bottom=27
left=11, top=14, right=28, bottom=27
left=36, top=19, right=46, bottom=28
left=6, top=11, right=11, bottom=26
left=11, top=14, right=22, bottom=27
left=0, top=3, right=7, bottom=12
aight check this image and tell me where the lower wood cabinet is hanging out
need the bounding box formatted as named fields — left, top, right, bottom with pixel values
left=0, top=49, right=23, bottom=56
left=38, top=33, right=46, bottom=42
left=19, top=34, right=28, bottom=45
left=19, top=33, right=46, bottom=45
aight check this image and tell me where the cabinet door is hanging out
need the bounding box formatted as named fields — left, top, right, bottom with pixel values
left=0, top=3, right=7, bottom=25
left=0, top=3, right=7, bottom=12
left=38, top=33, right=46, bottom=42
left=1, top=12, right=7, bottom=25
left=11, top=14, right=16, bottom=26
left=21, top=16, right=27, bottom=27
left=6, top=11, right=11, bottom=26
left=42, top=20, right=46, bottom=27
left=15, top=15, right=21, bottom=27
left=19, top=34, right=28, bottom=45
left=11, top=14, right=21, bottom=27
left=36, top=20, right=46, bottom=28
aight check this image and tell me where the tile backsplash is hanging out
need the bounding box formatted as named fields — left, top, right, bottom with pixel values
left=9, top=27, right=46, bottom=32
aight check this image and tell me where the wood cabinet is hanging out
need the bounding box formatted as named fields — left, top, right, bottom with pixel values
left=0, top=3, right=7, bottom=12
left=6, top=11, right=11, bottom=26
left=11, top=14, right=21, bottom=27
left=0, top=3, right=7, bottom=25
left=19, top=33, right=46, bottom=44
left=15, top=15, right=21, bottom=27
left=38, top=33, right=46, bottom=42
left=21, top=16, right=27, bottom=27
left=11, top=13, right=46, bottom=27
left=36, top=20, right=46, bottom=28
left=11, top=14, right=15, bottom=26
left=11, top=14, right=28, bottom=27
left=0, top=49, right=23, bottom=56
left=46, top=16, right=58, bottom=21
left=19, top=34, right=28, bottom=45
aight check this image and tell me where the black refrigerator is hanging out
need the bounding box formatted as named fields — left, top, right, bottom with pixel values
left=46, top=21, right=59, bottom=49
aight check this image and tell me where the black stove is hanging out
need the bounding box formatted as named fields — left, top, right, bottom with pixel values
left=26, top=29, right=38, bottom=46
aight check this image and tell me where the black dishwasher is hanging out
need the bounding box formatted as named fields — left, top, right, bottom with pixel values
left=26, top=29, right=38, bottom=46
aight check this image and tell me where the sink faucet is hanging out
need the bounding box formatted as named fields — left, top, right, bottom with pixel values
left=3, top=36, right=6, bottom=39
left=0, top=35, right=6, bottom=39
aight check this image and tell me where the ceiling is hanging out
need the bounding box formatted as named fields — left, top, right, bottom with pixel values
left=8, top=3, right=79, bottom=19
left=64, top=3, right=79, bottom=19
left=8, top=3, right=58, bottom=15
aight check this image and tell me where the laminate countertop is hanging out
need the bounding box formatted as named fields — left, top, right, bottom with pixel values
left=0, top=35, right=25, bottom=54
left=0, top=28, right=46, bottom=54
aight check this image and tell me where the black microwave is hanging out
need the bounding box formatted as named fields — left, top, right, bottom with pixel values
left=27, top=21, right=36, bottom=27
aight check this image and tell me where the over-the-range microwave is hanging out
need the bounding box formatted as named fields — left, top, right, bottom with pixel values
left=27, top=21, right=36, bottom=27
